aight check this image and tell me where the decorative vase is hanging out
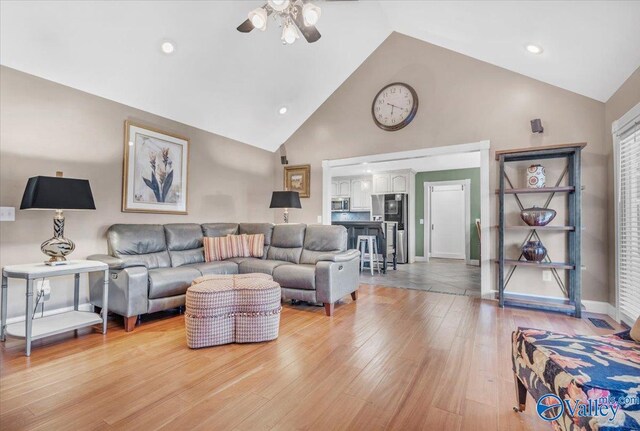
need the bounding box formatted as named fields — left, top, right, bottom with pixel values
left=520, top=206, right=557, bottom=226
left=522, top=240, right=547, bottom=262
left=40, top=209, right=75, bottom=263
left=526, top=164, right=546, bottom=188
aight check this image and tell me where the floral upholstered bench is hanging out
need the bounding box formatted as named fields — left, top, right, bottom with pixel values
left=512, top=327, right=640, bottom=430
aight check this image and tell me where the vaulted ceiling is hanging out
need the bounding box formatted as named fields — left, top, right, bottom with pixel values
left=2, top=1, right=639, bottom=152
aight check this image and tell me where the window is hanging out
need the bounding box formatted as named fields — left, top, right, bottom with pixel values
left=614, top=102, right=640, bottom=326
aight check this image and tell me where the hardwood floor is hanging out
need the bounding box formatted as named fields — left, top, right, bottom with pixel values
left=0, top=285, right=623, bottom=431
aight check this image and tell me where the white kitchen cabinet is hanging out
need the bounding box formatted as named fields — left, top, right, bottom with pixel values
left=391, top=174, right=408, bottom=193
left=372, top=174, right=391, bottom=194
left=350, top=178, right=372, bottom=211
left=339, top=180, right=351, bottom=197
left=331, top=178, right=351, bottom=197
left=372, top=172, right=410, bottom=193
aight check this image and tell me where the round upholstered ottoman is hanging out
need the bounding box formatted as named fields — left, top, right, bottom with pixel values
left=185, top=273, right=281, bottom=349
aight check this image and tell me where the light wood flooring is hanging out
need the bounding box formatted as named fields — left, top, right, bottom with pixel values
left=0, top=285, right=622, bottom=431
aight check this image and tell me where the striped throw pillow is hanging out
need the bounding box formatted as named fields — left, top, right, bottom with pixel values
left=203, top=236, right=233, bottom=262
left=246, top=233, right=265, bottom=258
left=227, top=234, right=250, bottom=258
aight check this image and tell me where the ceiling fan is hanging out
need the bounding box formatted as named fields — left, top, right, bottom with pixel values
left=237, top=0, right=322, bottom=45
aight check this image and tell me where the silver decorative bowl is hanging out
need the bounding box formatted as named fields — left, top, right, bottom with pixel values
left=520, top=206, right=556, bottom=227
left=522, top=240, right=547, bottom=262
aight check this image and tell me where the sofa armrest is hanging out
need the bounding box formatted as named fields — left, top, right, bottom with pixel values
left=315, top=254, right=360, bottom=305
left=88, top=254, right=148, bottom=270
left=316, top=249, right=360, bottom=263
left=89, top=266, right=149, bottom=318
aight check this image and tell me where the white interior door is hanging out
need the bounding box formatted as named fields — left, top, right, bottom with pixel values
left=429, top=184, right=467, bottom=259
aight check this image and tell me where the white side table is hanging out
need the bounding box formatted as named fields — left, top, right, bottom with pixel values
left=1, top=260, right=109, bottom=356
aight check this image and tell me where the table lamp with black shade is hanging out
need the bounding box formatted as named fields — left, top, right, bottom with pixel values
left=269, top=191, right=301, bottom=223
left=20, top=173, right=96, bottom=265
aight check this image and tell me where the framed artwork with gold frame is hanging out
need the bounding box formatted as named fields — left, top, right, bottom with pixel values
left=122, top=120, right=190, bottom=214
left=284, top=164, right=310, bottom=198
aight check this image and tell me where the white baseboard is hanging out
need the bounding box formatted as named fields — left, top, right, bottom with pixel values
left=468, top=259, right=480, bottom=266
left=482, top=289, right=498, bottom=300
left=5, top=303, right=93, bottom=325
left=414, top=256, right=427, bottom=262
left=582, top=300, right=617, bottom=320
left=431, top=253, right=465, bottom=259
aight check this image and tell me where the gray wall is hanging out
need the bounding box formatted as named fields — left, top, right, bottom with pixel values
left=0, top=66, right=277, bottom=318
left=277, top=32, right=616, bottom=303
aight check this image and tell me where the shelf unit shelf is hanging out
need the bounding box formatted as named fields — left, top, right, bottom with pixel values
left=495, top=259, right=575, bottom=270
left=496, top=186, right=575, bottom=195
left=494, top=225, right=576, bottom=231
left=502, top=293, right=584, bottom=315
left=497, top=143, right=584, bottom=317
left=4, top=311, right=103, bottom=340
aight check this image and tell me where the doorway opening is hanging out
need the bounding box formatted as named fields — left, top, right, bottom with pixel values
left=322, top=141, right=491, bottom=298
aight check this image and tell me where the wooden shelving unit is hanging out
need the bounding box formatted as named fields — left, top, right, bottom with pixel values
left=496, top=143, right=585, bottom=317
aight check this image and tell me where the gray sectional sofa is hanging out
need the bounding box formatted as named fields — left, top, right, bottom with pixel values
left=88, top=223, right=360, bottom=331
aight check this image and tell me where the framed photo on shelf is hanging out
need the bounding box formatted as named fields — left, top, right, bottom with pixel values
left=284, top=164, right=310, bottom=198
left=122, top=120, right=189, bottom=214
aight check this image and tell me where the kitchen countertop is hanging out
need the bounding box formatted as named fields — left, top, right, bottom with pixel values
left=332, top=221, right=397, bottom=272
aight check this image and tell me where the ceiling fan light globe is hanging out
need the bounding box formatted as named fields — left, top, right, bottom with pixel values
left=281, top=23, right=299, bottom=44
left=302, top=3, right=321, bottom=27
left=268, top=0, right=290, bottom=12
left=248, top=8, right=268, bottom=31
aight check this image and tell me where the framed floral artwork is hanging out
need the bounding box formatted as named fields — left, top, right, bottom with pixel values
left=284, top=164, right=310, bottom=198
left=122, top=121, right=189, bottom=214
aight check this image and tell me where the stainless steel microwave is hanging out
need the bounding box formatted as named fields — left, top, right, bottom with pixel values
left=331, top=198, right=350, bottom=212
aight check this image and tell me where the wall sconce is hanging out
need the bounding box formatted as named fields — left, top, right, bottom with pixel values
left=531, top=119, right=544, bottom=133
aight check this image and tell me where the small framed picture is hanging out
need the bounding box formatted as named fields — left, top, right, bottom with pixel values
left=122, top=120, right=189, bottom=214
left=284, top=164, right=310, bottom=198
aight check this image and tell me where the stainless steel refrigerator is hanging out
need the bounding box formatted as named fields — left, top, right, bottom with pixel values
left=371, top=193, right=408, bottom=263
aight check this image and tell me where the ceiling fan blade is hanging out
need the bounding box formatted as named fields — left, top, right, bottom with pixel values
left=292, top=6, right=321, bottom=43
left=237, top=19, right=255, bottom=33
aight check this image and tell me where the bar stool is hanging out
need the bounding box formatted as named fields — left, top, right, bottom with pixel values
left=357, top=235, right=381, bottom=275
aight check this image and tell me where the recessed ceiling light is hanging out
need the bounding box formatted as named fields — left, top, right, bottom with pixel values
left=161, top=41, right=175, bottom=54
left=279, top=106, right=288, bottom=115
left=526, top=44, right=543, bottom=54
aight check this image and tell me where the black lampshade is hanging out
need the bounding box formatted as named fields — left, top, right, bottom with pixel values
left=20, top=176, right=96, bottom=210
left=269, top=191, right=301, bottom=209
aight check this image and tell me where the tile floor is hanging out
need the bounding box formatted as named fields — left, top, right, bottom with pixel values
left=359, top=258, right=481, bottom=296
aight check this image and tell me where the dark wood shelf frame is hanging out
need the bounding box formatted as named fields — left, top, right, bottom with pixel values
left=497, top=143, right=584, bottom=317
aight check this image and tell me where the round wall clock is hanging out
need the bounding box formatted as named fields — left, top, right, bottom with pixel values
left=371, top=82, right=418, bottom=131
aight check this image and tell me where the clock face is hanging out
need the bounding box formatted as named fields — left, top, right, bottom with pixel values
left=372, top=83, right=418, bottom=131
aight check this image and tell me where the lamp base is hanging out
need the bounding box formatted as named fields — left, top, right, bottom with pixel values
left=41, top=237, right=75, bottom=265
left=41, top=210, right=75, bottom=265
left=45, top=259, right=71, bottom=266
